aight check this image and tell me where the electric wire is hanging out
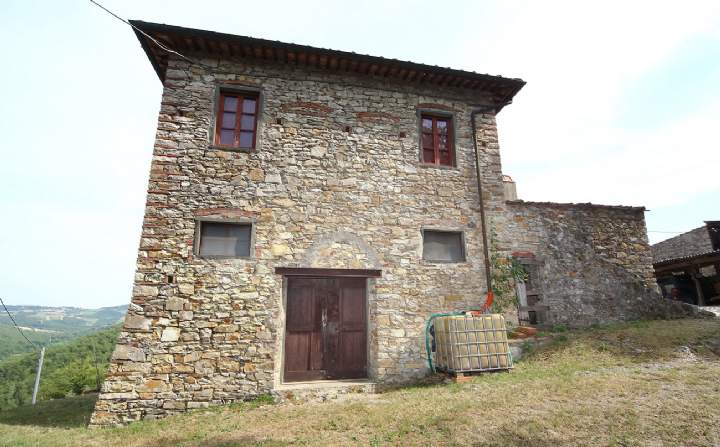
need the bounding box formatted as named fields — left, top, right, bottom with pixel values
left=89, top=0, right=196, bottom=65
left=87, top=0, right=480, bottom=103
left=0, top=296, right=39, bottom=351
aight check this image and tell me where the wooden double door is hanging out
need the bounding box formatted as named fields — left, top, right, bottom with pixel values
left=283, top=277, right=367, bottom=382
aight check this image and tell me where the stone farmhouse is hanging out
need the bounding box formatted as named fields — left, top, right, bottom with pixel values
left=91, top=21, right=672, bottom=426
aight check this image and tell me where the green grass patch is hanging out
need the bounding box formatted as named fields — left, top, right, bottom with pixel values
left=0, top=393, right=97, bottom=428
left=0, top=318, right=719, bottom=447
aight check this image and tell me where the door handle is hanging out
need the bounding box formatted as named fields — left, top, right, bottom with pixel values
left=321, top=308, right=327, bottom=329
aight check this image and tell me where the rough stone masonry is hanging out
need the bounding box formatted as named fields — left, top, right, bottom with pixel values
left=90, top=21, right=674, bottom=426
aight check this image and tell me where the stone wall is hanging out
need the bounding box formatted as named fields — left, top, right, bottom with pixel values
left=90, top=53, right=506, bottom=426
left=502, top=201, right=665, bottom=327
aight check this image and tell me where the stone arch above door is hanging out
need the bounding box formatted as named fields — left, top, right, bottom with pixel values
left=300, top=232, right=382, bottom=270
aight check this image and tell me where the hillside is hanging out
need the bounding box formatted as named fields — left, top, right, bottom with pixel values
left=0, top=305, right=125, bottom=360
left=0, top=325, right=120, bottom=412
left=0, top=326, right=61, bottom=361
left=1, top=319, right=719, bottom=446
left=1, top=304, right=126, bottom=333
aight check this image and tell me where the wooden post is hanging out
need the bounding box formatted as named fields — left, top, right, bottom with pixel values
left=31, top=346, right=45, bottom=405
left=692, top=268, right=705, bottom=306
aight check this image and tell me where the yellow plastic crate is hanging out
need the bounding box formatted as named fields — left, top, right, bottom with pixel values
left=434, top=314, right=512, bottom=372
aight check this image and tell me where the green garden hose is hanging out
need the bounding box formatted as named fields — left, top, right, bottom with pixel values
left=424, top=311, right=465, bottom=373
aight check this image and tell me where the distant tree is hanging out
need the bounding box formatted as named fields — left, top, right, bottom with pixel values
left=0, top=325, right=120, bottom=411
left=66, top=357, right=95, bottom=395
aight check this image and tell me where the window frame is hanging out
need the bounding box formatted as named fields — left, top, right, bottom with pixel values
left=421, top=229, right=467, bottom=263
left=417, top=111, right=456, bottom=168
left=193, top=217, right=256, bottom=259
left=210, top=86, right=263, bottom=152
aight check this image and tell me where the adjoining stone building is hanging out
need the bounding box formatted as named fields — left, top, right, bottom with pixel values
left=90, top=21, right=670, bottom=426
left=652, top=221, right=720, bottom=306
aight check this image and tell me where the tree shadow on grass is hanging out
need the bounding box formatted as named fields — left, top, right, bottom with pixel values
left=0, top=393, right=97, bottom=428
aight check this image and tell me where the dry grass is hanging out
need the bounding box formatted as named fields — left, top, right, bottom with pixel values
left=2, top=318, right=720, bottom=447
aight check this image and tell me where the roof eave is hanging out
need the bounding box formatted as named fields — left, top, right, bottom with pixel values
left=128, top=19, right=526, bottom=105
left=130, top=23, right=165, bottom=84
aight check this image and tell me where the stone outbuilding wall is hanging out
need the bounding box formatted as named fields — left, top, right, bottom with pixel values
left=501, top=201, right=665, bottom=327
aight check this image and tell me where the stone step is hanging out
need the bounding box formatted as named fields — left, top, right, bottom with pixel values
left=274, top=379, right=377, bottom=402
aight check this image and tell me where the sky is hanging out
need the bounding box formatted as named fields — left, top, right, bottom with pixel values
left=1, top=0, right=718, bottom=308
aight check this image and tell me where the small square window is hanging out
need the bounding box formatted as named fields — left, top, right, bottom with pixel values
left=214, top=91, right=259, bottom=149
left=420, top=114, right=454, bottom=166
left=423, top=230, right=465, bottom=262
left=197, top=221, right=252, bottom=258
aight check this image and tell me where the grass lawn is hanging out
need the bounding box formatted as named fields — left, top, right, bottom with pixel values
left=1, top=318, right=719, bottom=446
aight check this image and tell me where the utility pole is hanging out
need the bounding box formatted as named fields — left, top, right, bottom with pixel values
left=31, top=346, right=45, bottom=405
left=91, top=340, right=101, bottom=391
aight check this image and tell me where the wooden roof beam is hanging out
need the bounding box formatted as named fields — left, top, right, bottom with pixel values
left=182, top=37, right=195, bottom=51
left=308, top=53, right=318, bottom=67
left=269, top=47, right=276, bottom=61
left=219, top=41, right=231, bottom=56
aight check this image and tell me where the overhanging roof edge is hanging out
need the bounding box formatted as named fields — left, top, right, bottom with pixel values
left=127, top=19, right=526, bottom=101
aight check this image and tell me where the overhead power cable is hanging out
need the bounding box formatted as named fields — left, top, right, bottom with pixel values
left=88, top=0, right=452, bottom=108
left=0, top=296, right=38, bottom=351
left=90, top=0, right=202, bottom=66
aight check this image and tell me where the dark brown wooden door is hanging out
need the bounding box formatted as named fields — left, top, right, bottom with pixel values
left=284, top=277, right=367, bottom=382
left=329, top=278, right=367, bottom=379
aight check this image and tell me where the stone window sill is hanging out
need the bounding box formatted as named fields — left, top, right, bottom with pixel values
left=421, top=259, right=468, bottom=264
left=207, top=144, right=255, bottom=153
left=418, top=162, right=460, bottom=171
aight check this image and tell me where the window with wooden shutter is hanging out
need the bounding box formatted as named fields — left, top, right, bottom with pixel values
left=197, top=222, right=252, bottom=258
left=214, top=92, right=259, bottom=149
left=420, top=114, right=454, bottom=166
left=422, top=230, right=465, bottom=262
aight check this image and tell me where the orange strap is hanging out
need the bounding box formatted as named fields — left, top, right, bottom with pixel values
left=481, top=291, right=494, bottom=312
left=467, top=291, right=495, bottom=315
